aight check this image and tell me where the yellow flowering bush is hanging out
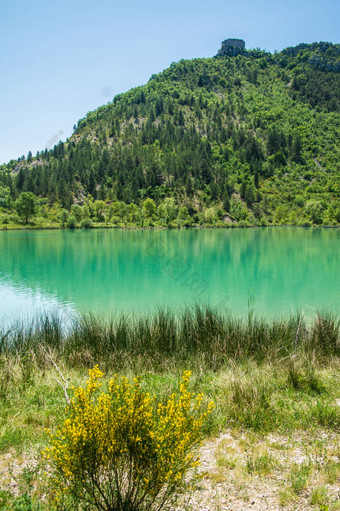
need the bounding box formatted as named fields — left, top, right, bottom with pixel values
left=43, top=366, right=214, bottom=510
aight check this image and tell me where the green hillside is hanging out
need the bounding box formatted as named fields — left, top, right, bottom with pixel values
left=1, top=41, right=339, bottom=228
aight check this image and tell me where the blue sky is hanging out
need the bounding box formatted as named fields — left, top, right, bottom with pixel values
left=1, top=0, right=339, bottom=164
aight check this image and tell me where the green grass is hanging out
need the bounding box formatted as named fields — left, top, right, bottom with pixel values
left=0, top=307, right=339, bottom=509
left=289, top=461, right=312, bottom=494
left=0, top=308, right=338, bottom=450
left=1, top=306, right=339, bottom=364
left=310, top=486, right=329, bottom=507
left=246, top=451, right=280, bottom=475
left=0, top=360, right=338, bottom=453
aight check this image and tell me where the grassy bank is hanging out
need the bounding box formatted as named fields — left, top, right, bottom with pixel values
left=1, top=215, right=339, bottom=232
left=0, top=307, right=339, bottom=509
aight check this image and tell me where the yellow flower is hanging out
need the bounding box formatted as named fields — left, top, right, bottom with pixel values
left=43, top=368, right=214, bottom=509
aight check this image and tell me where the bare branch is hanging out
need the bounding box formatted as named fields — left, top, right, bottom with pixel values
left=41, top=346, right=70, bottom=405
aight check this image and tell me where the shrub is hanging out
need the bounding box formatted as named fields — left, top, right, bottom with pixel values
left=81, top=217, right=93, bottom=229
left=9, top=214, right=20, bottom=224
left=33, top=216, right=45, bottom=227
left=204, top=207, right=216, bottom=224
left=177, top=206, right=190, bottom=223
left=66, top=215, right=77, bottom=229
left=60, top=210, right=68, bottom=228
left=43, top=367, right=213, bottom=511
left=71, top=204, right=83, bottom=222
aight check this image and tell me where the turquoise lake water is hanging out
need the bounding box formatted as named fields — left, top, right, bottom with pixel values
left=0, top=228, right=339, bottom=322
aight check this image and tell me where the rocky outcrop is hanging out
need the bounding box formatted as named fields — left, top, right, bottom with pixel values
left=217, top=38, right=246, bottom=57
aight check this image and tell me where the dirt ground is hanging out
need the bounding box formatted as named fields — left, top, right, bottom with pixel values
left=1, top=429, right=339, bottom=510
left=176, top=430, right=340, bottom=511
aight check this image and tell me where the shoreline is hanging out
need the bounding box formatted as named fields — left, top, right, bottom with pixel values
left=1, top=223, right=339, bottom=232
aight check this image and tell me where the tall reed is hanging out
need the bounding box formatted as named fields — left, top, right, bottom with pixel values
left=0, top=306, right=338, bottom=370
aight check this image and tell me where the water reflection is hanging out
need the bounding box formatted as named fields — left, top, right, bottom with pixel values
left=0, top=279, right=75, bottom=328
left=0, top=228, right=339, bottom=321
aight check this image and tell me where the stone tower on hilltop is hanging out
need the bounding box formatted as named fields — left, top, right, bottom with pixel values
left=217, top=38, right=246, bottom=56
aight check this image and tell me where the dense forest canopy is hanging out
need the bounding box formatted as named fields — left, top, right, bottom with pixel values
left=1, top=41, right=339, bottom=227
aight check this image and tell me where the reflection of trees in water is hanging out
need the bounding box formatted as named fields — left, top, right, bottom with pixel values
left=0, top=228, right=338, bottom=314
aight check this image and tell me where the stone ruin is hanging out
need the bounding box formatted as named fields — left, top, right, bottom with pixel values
left=217, top=38, right=246, bottom=57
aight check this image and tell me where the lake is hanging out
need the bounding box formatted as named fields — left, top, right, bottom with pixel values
left=0, top=227, right=339, bottom=322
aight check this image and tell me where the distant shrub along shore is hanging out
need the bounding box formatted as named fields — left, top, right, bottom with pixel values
left=0, top=192, right=339, bottom=231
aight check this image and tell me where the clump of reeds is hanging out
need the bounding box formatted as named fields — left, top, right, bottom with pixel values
left=0, top=306, right=338, bottom=370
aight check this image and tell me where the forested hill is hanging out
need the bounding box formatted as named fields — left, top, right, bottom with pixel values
left=1, top=41, right=340, bottom=227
